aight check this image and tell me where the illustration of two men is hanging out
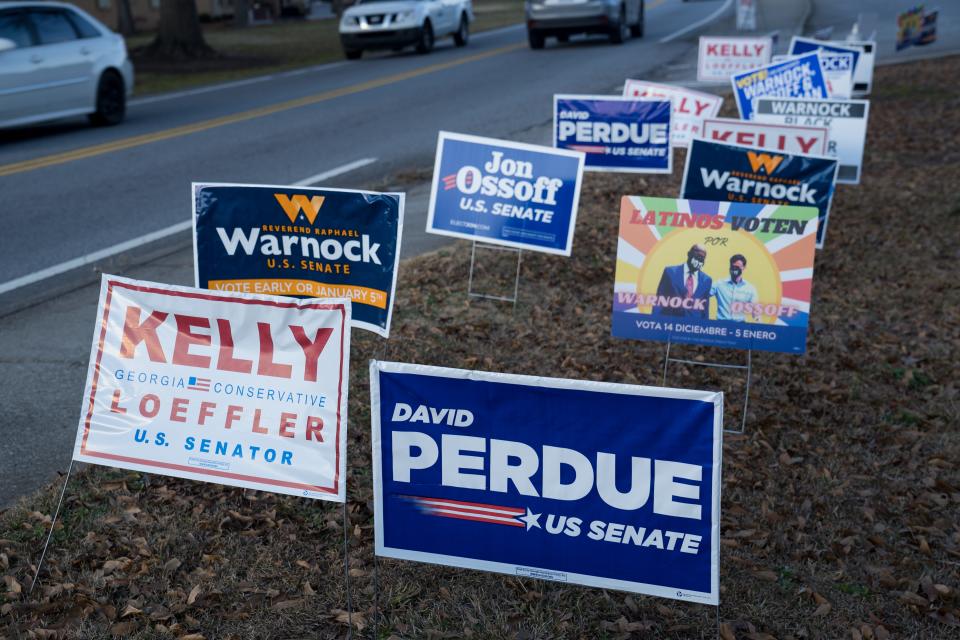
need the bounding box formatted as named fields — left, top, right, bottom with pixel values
left=655, top=244, right=758, bottom=321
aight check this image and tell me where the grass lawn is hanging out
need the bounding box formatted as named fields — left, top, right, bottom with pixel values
left=128, top=0, right=524, bottom=95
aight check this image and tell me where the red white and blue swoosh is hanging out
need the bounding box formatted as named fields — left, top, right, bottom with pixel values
left=442, top=173, right=462, bottom=191
left=402, top=495, right=542, bottom=530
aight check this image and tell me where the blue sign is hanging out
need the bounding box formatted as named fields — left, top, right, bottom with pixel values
left=371, top=361, right=722, bottom=604
left=427, top=132, right=585, bottom=256
left=554, top=95, right=672, bottom=173
left=731, top=52, right=828, bottom=120
left=789, top=36, right=861, bottom=72
left=680, top=138, right=838, bottom=248
left=193, top=183, right=403, bottom=337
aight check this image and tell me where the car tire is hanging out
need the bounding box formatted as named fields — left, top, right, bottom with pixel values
left=88, top=70, right=125, bottom=127
left=528, top=29, right=545, bottom=49
left=453, top=13, right=469, bottom=46
left=416, top=21, right=434, bottom=53
left=344, top=48, right=362, bottom=59
left=630, top=0, right=644, bottom=37
left=609, top=5, right=628, bottom=44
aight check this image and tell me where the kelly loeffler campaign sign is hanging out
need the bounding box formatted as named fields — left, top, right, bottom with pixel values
left=697, top=36, right=772, bottom=83
left=622, top=80, right=723, bottom=147
left=370, top=361, right=723, bottom=604
left=612, top=197, right=818, bottom=354
left=73, top=275, right=351, bottom=501
left=193, top=183, right=403, bottom=337
left=427, top=132, right=585, bottom=256
left=681, top=138, right=838, bottom=248
left=553, top=95, right=672, bottom=173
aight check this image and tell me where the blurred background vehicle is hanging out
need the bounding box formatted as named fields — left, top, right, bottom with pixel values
left=0, top=1, right=133, bottom=128
left=339, top=0, right=473, bottom=59
left=525, top=0, right=644, bottom=49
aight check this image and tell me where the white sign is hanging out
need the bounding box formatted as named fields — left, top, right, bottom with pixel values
left=622, top=80, right=723, bottom=147
left=845, top=40, right=876, bottom=96
left=754, top=97, right=870, bottom=184
left=697, top=36, right=773, bottom=83
left=701, top=118, right=828, bottom=155
left=736, top=0, right=756, bottom=30
left=73, top=275, right=352, bottom=501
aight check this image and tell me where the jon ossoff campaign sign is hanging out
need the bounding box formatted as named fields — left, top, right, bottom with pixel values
left=370, top=361, right=722, bottom=604
left=426, top=131, right=585, bottom=256
left=74, top=275, right=351, bottom=501
left=193, top=183, right=403, bottom=338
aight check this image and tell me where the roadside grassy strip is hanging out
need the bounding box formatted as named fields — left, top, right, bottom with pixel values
left=128, top=0, right=524, bottom=96
left=2, top=56, right=959, bottom=639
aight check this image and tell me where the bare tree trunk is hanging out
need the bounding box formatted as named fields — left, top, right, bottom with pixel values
left=234, top=0, right=250, bottom=27
left=146, top=0, right=215, bottom=59
left=117, top=0, right=136, bottom=36
left=332, top=0, right=343, bottom=18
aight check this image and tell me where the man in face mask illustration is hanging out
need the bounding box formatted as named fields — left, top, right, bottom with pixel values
left=654, top=243, right=712, bottom=318
left=711, top=253, right=758, bottom=321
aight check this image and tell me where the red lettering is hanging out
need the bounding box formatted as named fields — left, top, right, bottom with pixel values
left=694, top=100, right=711, bottom=116
left=735, top=132, right=755, bottom=145
left=120, top=306, right=168, bottom=362
left=216, top=319, right=253, bottom=374
left=225, top=405, right=243, bottom=429
left=170, top=397, right=188, bottom=422
left=256, top=322, right=292, bottom=379
left=252, top=408, right=268, bottom=434
left=290, top=326, right=333, bottom=382
left=306, top=416, right=324, bottom=442
left=279, top=412, right=297, bottom=438
left=676, top=97, right=691, bottom=114
left=707, top=44, right=718, bottom=55
left=139, top=394, right=160, bottom=418
left=711, top=130, right=732, bottom=141
left=172, top=315, right=211, bottom=368
left=797, top=136, right=818, bottom=153
left=198, top=401, right=216, bottom=425
left=109, top=389, right=126, bottom=414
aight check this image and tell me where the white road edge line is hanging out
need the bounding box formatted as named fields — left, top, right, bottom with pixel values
left=0, top=157, right=378, bottom=297
left=129, top=23, right=525, bottom=108
left=658, top=0, right=733, bottom=44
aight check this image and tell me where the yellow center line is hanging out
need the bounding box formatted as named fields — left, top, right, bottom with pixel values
left=646, top=0, right=668, bottom=9
left=0, top=42, right=525, bottom=178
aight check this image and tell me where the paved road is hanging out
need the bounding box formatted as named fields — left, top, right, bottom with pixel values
left=0, top=0, right=728, bottom=293
left=1, top=0, right=958, bottom=506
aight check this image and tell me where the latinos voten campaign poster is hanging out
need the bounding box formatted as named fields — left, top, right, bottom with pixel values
left=681, top=138, right=838, bottom=248
left=554, top=95, right=672, bottom=173
left=194, top=183, right=403, bottom=338
left=426, top=131, right=585, bottom=256
left=371, top=361, right=722, bottom=604
left=612, top=197, right=818, bottom=354
left=74, top=275, right=351, bottom=501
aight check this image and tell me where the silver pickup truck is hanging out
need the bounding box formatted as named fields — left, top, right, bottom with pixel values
left=525, top=0, right=644, bottom=48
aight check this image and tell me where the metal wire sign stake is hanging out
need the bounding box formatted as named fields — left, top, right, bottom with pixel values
left=661, top=338, right=753, bottom=434
left=467, top=240, right=523, bottom=306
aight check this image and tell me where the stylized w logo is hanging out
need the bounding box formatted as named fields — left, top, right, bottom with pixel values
left=746, top=151, right=783, bottom=174
left=274, top=194, right=326, bottom=224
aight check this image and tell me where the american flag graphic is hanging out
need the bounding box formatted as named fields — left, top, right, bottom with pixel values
left=404, top=495, right=526, bottom=527
left=187, top=376, right=211, bottom=391
left=442, top=173, right=463, bottom=190
left=567, top=144, right=607, bottom=154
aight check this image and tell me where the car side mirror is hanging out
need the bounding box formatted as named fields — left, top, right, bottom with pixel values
left=0, top=38, right=16, bottom=53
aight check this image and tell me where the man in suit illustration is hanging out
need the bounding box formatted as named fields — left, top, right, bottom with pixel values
left=654, top=244, right=712, bottom=318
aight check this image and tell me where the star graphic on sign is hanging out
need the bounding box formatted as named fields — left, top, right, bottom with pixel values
left=517, top=508, right=542, bottom=531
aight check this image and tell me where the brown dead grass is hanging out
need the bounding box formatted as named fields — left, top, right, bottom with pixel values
left=1, top=55, right=959, bottom=640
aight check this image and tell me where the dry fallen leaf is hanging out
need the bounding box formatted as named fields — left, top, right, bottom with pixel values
left=187, top=584, right=202, bottom=605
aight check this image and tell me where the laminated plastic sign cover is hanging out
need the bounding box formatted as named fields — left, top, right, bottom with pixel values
left=753, top=97, right=870, bottom=185
left=74, top=275, right=352, bottom=502
left=702, top=118, right=828, bottom=156
left=731, top=52, right=828, bottom=121
left=554, top=95, right=672, bottom=173
left=622, top=80, right=723, bottom=147
left=697, top=36, right=772, bottom=83
left=370, top=361, right=723, bottom=604
left=612, top=197, right=818, bottom=354
left=193, top=182, right=403, bottom=338
left=426, top=131, right=585, bottom=256
left=681, top=138, right=838, bottom=248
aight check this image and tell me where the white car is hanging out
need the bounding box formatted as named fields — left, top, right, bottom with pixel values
left=339, top=0, right=473, bottom=59
left=0, top=1, right=134, bottom=128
